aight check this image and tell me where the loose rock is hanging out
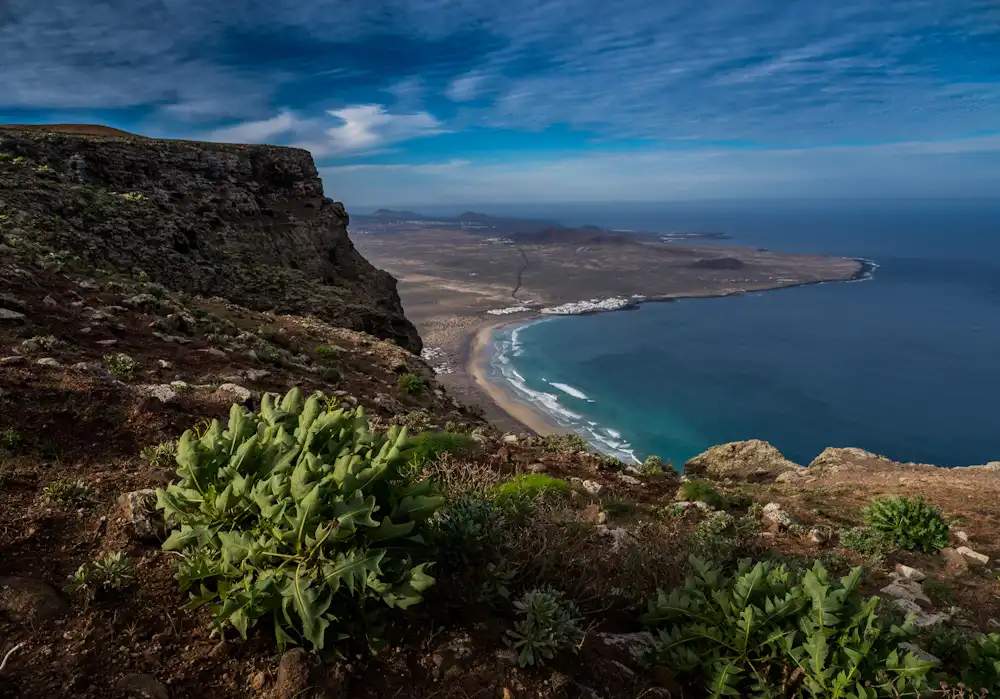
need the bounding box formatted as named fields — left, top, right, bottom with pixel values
left=941, top=547, right=970, bottom=572
left=880, top=579, right=931, bottom=607
left=762, top=502, right=795, bottom=530
left=36, top=358, right=61, bottom=367
left=216, top=383, right=252, bottom=403
left=0, top=309, right=26, bottom=324
left=0, top=356, right=27, bottom=366
left=118, top=489, right=166, bottom=542
left=898, top=642, right=941, bottom=666
left=893, top=599, right=950, bottom=628
left=894, top=564, right=927, bottom=582
left=956, top=546, right=989, bottom=564
left=114, top=673, right=169, bottom=699
left=272, top=648, right=310, bottom=699
left=139, top=384, right=179, bottom=404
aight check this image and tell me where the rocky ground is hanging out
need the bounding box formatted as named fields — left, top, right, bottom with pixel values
left=3, top=128, right=1000, bottom=699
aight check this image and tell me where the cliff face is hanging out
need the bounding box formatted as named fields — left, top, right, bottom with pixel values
left=0, top=127, right=421, bottom=352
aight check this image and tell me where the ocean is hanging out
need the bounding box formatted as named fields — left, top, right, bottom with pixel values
left=471, top=199, right=1000, bottom=469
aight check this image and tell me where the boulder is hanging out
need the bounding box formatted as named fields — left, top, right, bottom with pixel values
left=684, top=440, right=803, bottom=482
left=956, top=546, right=989, bottom=564
left=807, top=447, right=891, bottom=473
left=215, top=383, right=252, bottom=403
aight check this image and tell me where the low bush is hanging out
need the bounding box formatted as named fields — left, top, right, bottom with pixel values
left=398, top=373, right=426, bottom=396
left=0, top=427, right=23, bottom=452
left=677, top=479, right=725, bottom=509
left=864, top=496, right=949, bottom=553
left=542, top=433, right=589, bottom=454
left=507, top=587, right=583, bottom=668
left=432, top=495, right=513, bottom=604
left=688, top=509, right=761, bottom=565
left=839, top=525, right=896, bottom=565
left=495, top=474, right=570, bottom=504
left=140, top=441, right=176, bottom=468
left=155, top=388, right=444, bottom=651
left=408, top=431, right=478, bottom=468
left=66, top=552, right=135, bottom=595
left=103, top=353, right=138, bottom=379
left=641, top=556, right=936, bottom=698
left=44, top=479, right=92, bottom=506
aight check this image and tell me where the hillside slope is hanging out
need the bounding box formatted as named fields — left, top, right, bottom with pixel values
left=0, top=127, right=421, bottom=353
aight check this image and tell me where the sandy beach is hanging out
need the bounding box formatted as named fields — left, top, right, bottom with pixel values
left=465, top=317, right=558, bottom=436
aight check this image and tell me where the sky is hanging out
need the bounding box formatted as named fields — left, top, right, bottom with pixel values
left=2, top=0, right=999, bottom=207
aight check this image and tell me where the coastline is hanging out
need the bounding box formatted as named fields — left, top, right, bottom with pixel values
left=454, top=257, right=876, bottom=441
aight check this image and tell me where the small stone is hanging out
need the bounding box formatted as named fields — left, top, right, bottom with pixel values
left=595, top=524, right=634, bottom=552
left=526, top=462, right=547, bottom=474
left=157, top=360, right=173, bottom=369
left=0, top=356, right=27, bottom=366
left=893, top=598, right=950, bottom=628
left=894, top=564, right=927, bottom=582
left=956, top=546, right=989, bottom=564
left=580, top=479, right=604, bottom=496
left=97, top=339, right=119, bottom=347
left=151, top=331, right=191, bottom=345
left=216, top=383, right=252, bottom=403
left=941, top=547, right=970, bottom=572
left=951, top=530, right=970, bottom=543
left=251, top=672, right=267, bottom=692
left=36, top=357, right=61, bottom=367
left=114, top=673, right=169, bottom=699
left=617, top=473, right=642, bottom=486
left=139, top=384, right=179, bottom=404
left=243, top=368, right=270, bottom=381
left=0, top=576, right=68, bottom=625
left=808, top=528, right=828, bottom=546
left=122, top=293, right=159, bottom=310
left=78, top=280, right=99, bottom=291
left=273, top=648, right=310, bottom=699
left=0, top=308, right=26, bottom=324
left=502, top=434, right=519, bottom=444
left=118, top=490, right=166, bottom=542
left=71, top=361, right=106, bottom=374
left=196, top=347, right=227, bottom=358
left=762, top=502, right=795, bottom=530
left=881, top=579, right=931, bottom=606
left=169, top=380, right=189, bottom=391
left=42, top=295, right=58, bottom=307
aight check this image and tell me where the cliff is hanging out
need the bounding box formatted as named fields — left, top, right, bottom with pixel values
left=0, top=127, right=421, bottom=353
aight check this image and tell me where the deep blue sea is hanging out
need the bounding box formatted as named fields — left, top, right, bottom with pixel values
left=430, top=200, right=1000, bottom=468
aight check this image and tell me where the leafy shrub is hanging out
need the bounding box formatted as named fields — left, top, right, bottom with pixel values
left=44, top=479, right=92, bottom=506
left=839, top=525, right=896, bottom=565
left=155, top=388, right=444, bottom=651
left=641, top=556, right=935, bottom=698
left=321, top=367, right=341, bottom=382
left=864, top=496, right=949, bottom=553
left=640, top=454, right=672, bottom=477
left=677, top=479, right=725, bottom=509
left=103, top=353, right=138, bottom=379
left=656, top=503, right=689, bottom=520
left=0, top=427, right=23, bottom=452
left=256, top=324, right=280, bottom=342
left=315, top=344, right=341, bottom=359
left=688, top=510, right=761, bottom=565
left=408, top=431, right=478, bottom=468
left=66, top=552, right=135, bottom=594
left=433, top=495, right=507, bottom=569
left=603, top=499, right=637, bottom=518
left=140, top=441, right=176, bottom=468
left=397, top=373, right=426, bottom=396
left=495, top=474, right=570, bottom=504
left=542, top=433, right=589, bottom=454
left=958, top=632, right=1000, bottom=693
left=120, top=191, right=146, bottom=202
left=602, top=455, right=625, bottom=470
left=507, top=587, right=583, bottom=667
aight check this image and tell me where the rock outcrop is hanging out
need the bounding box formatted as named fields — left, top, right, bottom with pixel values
left=0, top=127, right=421, bottom=353
left=684, top=439, right=804, bottom=482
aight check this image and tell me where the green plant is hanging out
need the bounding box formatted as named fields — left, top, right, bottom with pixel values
left=495, top=474, right=570, bottom=504
left=44, top=480, right=92, bottom=506
left=35, top=164, right=53, bottom=174
left=12, top=156, right=25, bottom=165
left=688, top=510, right=761, bottom=565
left=0, top=428, right=23, bottom=452
left=120, top=191, right=146, bottom=202
left=839, top=526, right=896, bottom=565
left=433, top=495, right=507, bottom=571
left=958, top=632, right=1000, bottom=693
left=66, top=552, right=136, bottom=594
left=140, top=441, right=176, bottom=468
left=507, top=587, right=583, bottom=667
left=103, top=353, right=138, bottom=379
left=408, top=431, right=478, bottom=469
left=677, top=479, right=725, bottom=509
left=542, top=433, right=589, bottom=454
left=0, top=152, right=10, bottom=161
left=864, top=496, right=949, bottom=553
left=602, top=456, right=625, bottom=470
left=641, top=555, right=935, bottom=698
left=257, top=324, right=280, bottom=342
left=315, top=344, right=341, bottom=359
left=321, top=367, right=341, bottom=382
left=155, top=388, right=444, bottom=651
left=656, top=503, right=689, bottom=520
left=640, top=454, right=672, bottom=477
left=397, top=373, right=426, bottom=396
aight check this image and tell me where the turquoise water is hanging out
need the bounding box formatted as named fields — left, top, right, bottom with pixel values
left=481, top=200, right=1000, bottom=468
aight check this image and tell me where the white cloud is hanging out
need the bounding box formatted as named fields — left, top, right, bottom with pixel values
left=322, top=105, right=445, bottom=155
left=209, top=111, right=303, bottom=143
left=445, top=73, right=485, bottom=101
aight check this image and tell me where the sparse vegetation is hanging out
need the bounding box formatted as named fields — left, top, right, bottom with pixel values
left=43, top=479, right=92, bottom=506
left=314, top=343, right=341, bottom=359
left=640, top=454, right=670, bottom=476
left=408, top=430, right=478, bottom=468
left=66, top=552, right=136, bottom=595
left=641, top=556, right=936, bottom=698
left=507, top=586, right=583, bottom=667
left=0, top=427, right=23, bottom=452
left=838, top=525, right=896, bottom=565
left=119, top=191, right=146, bottom=202
left=397, top=372, right=426, bottom=396
left=864, top=495, right=949, bottom=553
left=542, top=432, right=589, bottom=454
left=155, top=388, right=444, bottom=651
left=688, top=508, right=761, bottom=565
left=677, top=478, right=725, bottom=508
left=140, top=441, right=176, bottom=468
left=103, top=352, right=138, bottom=379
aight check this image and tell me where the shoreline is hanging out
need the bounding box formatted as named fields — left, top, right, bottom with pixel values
left=455, top=257, right=875, bottom=440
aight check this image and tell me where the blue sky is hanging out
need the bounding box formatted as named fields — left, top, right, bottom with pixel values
left=3, top=0, right=999, bottom=206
